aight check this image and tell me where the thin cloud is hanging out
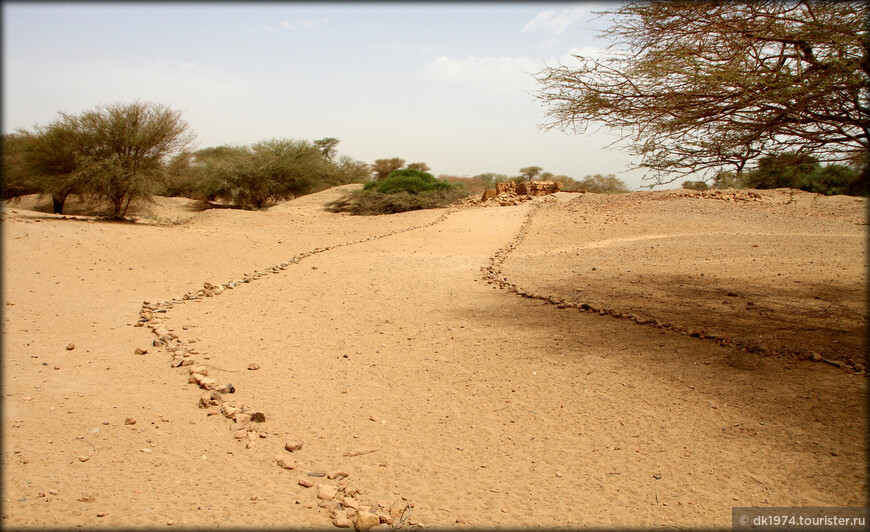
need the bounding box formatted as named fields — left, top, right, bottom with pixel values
left=417, top=55, right=543, bottom=88
left=522, top=6, right=591, bottom=35
left=535, top=38, right=562, bottom=50
left=278, top=17, right=328, bottom=30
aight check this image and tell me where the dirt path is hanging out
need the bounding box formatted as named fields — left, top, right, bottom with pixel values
left=2, top=188, right=866, bottom=528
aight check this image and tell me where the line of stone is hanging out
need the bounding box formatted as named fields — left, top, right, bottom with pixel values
left=132, top=207, right=458, bottom=530
left=480, top=204, right=865, bottom=374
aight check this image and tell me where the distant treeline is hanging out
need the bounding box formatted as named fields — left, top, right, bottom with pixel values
left=681, top=153, right=865, bottom=196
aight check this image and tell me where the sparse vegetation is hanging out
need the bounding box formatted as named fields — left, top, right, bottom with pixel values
left=560, top=174, right=630, bottom=193
left=681, top=180, right=709, bottom=191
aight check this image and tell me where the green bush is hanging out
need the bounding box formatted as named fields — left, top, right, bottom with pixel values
left=326, top=188, right=467, bottom=215
left=681, top=180, right=709, bottom=191
left=740, top=152, right=865, bottom=196
left=363, top=168, right=454, bottom=195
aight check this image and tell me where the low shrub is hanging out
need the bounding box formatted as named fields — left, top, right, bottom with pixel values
left=326, top=188, right=467, bottom=215
left=363, top=168, right=454, bottom=195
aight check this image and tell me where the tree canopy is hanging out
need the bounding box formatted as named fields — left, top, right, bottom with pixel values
left=534, top=1, right=869, bottom=189
left=15, top=101, right=194, bottom=216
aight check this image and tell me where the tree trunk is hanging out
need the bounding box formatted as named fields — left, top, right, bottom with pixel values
left=51, top=193, right=67, bottom=214
left=112, top=195, right=125, bottom=218
left=121, top=195, right=133, bottom=218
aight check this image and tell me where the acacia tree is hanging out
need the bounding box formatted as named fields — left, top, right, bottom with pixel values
left=18, top=101, right=194, bottom=216
left=314, top=137, right=340, bottom=161
left=2, top=134, right=43, bottom=201
left=74, top=101, right=194, bottom=217
left=371, top=157, right=405, bottom=180
left=407, top=162, right=431, bottom=172
left=519, top=166, right=543, bottom=182
left=199, top=139, right=335, bottom=209
left=534, top=1, right=869, bottom=190
left=17, top=121, right=85, bottom=213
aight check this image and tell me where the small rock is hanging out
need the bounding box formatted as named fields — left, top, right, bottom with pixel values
left=215, top=383, right=235, bottom=394
left=308, top=471, right=327, bottom=477
left=198, top=376, right=217, bottom=390
left=96, top=512, right=107, bottom=517
left=297, top=478, right=314, bottom=488
left=354, top=510, right=380, bottom=531
left=855, top=364, right=866, bottom=373
left=125, top=417, right=136, bottom=425
left=250, top=411, right=266, bottom=423
left=275, top=456, right=297, bottom=470
left=653, top=473, right=662, bottom=480
left=234, top=413, right=252, bottom=425
left=285, top=441, right=304, bottom=452
left=328, top=470, right=348, bottom=480
left=456, top=517, right=468, bottom=524
left=66, top=343, right=75, bottom=351
left=140, top=448, right=152, bottom=454
left=134, top=347, right=147, bottom=355
left=78, top=455, right=89, bottom=462
left=247, top=363, right=260, bottom=371
left=809, top=352, right=823, bottom=362
left=343, top=496, right=359, bottom=509
left=333, top=511, right=353, bottom=528
left=188, top=366, right=209, bottom=376
left=318, top=484, right=338, bottom=501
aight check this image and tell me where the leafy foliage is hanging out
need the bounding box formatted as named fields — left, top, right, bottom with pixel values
left=681, top=180, right=709, bottom=191
left=329, top=167, right=464, bottom=215
left=2, top=133, right=43, bottom=200
left=197, top=139, right=330, bottom=209
left=363, top=168, right=453, bottom=195
left=183, top=137, right=370, bottom=209
left=535, top=2, right=869, bottom=185
left=741, top=153, right=864, bottom=195
left=11, top=100, right=193, bottom=216
left=326, top=188, right=466, bottom=215
left=518, top=166, right=543, bottom=182
left=560, top=173, right=630, bottom=193
left=371, top=157, right=405, bottom=180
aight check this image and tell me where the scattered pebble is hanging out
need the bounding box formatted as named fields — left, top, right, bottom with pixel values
left=354, top=510, right=380, bottom=531
left=298, top=478, right=315, bottom=488
left=125, top=417, right=136, bottom=425
left=285, top=441, right=304, bottom=452
left=275, top=456, right=297, bottom=470
left=247, top=363, right=260, bottom=370
left=317, top=484, right=338, bottom=500
left=328, top=470, right=349, bottom=480
left=66, top=343, right=75, bottom=351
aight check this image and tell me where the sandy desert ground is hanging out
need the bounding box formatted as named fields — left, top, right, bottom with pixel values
left=1, top=185, right=867, bottom=529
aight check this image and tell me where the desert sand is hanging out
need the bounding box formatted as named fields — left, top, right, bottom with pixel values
left=1, top=185, right=866, bottom=529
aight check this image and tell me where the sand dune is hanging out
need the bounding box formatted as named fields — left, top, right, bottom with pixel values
left=2, top=187, right=866, bottom=528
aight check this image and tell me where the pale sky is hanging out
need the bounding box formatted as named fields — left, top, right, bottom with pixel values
left=2, top=1, right=660, bottom=189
